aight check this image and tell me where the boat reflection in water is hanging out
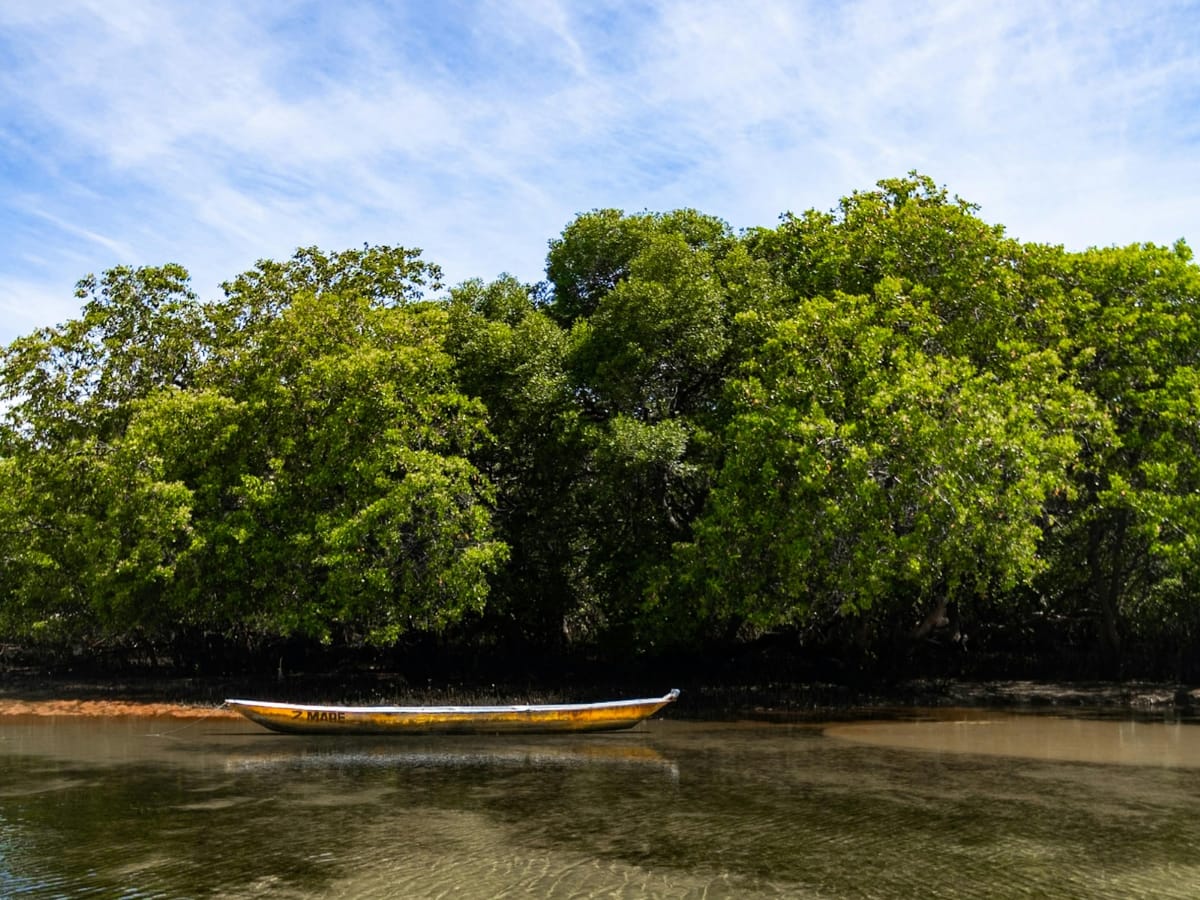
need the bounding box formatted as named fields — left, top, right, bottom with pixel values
left=222, top=737, right=679, bottom=779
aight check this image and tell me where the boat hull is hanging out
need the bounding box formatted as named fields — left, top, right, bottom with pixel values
left=225, top=690, right=680, bottom=735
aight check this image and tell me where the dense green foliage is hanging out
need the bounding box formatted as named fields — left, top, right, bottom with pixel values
left=3, top=175, right=1198, bottom=677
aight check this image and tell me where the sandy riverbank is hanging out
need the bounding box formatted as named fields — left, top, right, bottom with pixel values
left=0, top=698, right=242, bottom=719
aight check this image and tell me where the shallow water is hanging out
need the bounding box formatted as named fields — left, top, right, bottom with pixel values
left=2, top=708, right=1199, bottom=897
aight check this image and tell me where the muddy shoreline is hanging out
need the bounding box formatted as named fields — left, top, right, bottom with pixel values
left=2, top=670, right=1198, bottom=721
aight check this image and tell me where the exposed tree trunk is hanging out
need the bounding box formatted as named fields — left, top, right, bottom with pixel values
left=910, top=596, right=949, bottom=641
left=1087, top=513, right=1126, bottom=676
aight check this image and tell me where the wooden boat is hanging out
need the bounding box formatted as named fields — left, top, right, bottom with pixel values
left=225, top=689, right=680, bottom=735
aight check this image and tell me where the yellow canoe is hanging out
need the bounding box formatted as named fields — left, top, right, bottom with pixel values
left=225, top=689, right=680, bottom=735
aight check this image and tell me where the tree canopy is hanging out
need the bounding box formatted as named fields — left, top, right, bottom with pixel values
left=3, top=176, right=1198, bottom=678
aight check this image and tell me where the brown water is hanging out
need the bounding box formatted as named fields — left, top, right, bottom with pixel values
left=2, top=708, right=1200, bottom=897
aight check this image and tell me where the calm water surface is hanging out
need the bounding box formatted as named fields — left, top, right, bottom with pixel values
left=2, top=707, right=1200, bottom=898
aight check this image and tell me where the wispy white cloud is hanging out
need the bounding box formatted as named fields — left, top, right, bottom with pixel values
left=0, top=0, right=1196, bottom=346
left=0, top=276, right=87, bottom=335
left=22, top=208, right=135, bottom=259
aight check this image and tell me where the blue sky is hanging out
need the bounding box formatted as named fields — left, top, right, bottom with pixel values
left=1, top=0, right=1197, bottom=345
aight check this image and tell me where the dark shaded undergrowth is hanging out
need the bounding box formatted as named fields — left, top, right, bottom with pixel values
left=3, top=629, right=1198, bottom=722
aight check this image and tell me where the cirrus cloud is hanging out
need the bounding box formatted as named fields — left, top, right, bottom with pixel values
left=0, top=0, right=1196, bottom=344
